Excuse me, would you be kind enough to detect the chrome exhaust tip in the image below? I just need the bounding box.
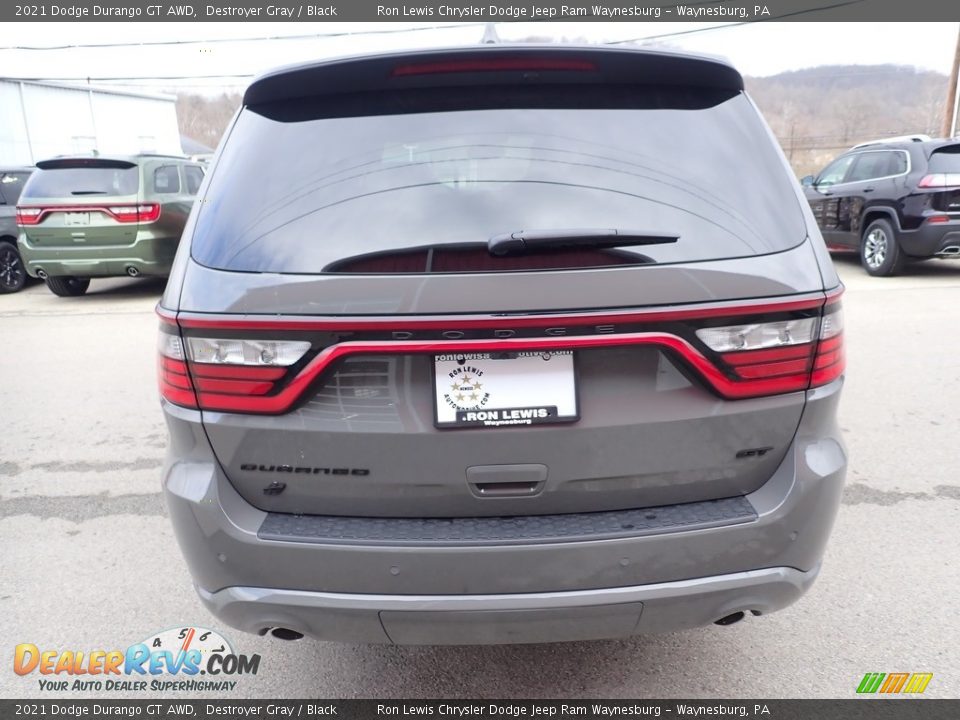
[36,269,48,280]
[714,611,746,626]
[268,627,304,641]
[936,246,960,257]
[126,266,141,277]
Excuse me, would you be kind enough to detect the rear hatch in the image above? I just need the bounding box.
[161,47,840,518]
[920,143,960,214]
[17,158,144,246]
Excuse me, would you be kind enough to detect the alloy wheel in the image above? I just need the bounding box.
[0,245,25,292]
[863,228,888,270]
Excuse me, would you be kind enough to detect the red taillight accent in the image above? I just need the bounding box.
[137,203,161,223]
[189,365,287,381]
[927,215,951,224]
[811,332,845,386]
[109,203,161,224]
[15,203,160,225]
[157,356,198,408]
[109,206,139,223]
[158,349,289,409]
[157,311,292,410]
[193,377,275,395]
[392,58,598,77]
[721,344,812,367]
[733,358,812,380]
[717,343,815,392]
[16,207,43,226]
[159,291,846,415]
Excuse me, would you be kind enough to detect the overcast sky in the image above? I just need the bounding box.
[1,22,957,93]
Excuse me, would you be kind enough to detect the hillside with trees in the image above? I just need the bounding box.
[746,64,948,175]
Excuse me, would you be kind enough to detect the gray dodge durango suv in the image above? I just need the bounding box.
[158,45,847,645]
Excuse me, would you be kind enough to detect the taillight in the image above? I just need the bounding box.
[811,304,845,387]
[918,173,960,188]
[157,317,311,412]
[15,207,42,226]
[109,204,161,224]
[157,329,197,409]
[157,292,845,415]
[15,203,160,225]
[698,301,844,396]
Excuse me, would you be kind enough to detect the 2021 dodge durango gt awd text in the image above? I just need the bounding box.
[157,46,848,645]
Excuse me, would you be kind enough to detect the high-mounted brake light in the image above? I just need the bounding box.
[16,203,160,225]
[391,58,597,77]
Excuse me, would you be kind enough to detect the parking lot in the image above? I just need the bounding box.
[2,255,959,699]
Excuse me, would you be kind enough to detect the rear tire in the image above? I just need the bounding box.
[45,276,90,297]
[860,218,905,277]
[0,241,26,294]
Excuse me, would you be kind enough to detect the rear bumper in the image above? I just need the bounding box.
[199,565,818,645]
[162,380,846,644]
[899,222,960,258]
[18,234,179,278]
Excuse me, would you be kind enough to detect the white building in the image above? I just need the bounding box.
[0,79,182,165]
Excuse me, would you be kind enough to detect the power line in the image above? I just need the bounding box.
[7,64,934,86]
[0,23,484,52]
[6,74,257,82]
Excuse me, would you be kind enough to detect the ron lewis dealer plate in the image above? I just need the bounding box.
[433,351,579,429]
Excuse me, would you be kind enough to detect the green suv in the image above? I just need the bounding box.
[17,155,204,296]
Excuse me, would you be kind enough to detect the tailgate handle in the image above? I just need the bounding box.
[467,464,547,498]
[474,481,541,497]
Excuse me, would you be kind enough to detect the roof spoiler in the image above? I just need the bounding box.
[243,45,744,107]
[36,158,136,170]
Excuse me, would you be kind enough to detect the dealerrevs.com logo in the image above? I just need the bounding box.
[13,626,261,692]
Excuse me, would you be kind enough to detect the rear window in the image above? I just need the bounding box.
[154,166,181,194]
[192,86,806,274]
[22,166,139,200]
[928,145,960,173]
[185,165,204,195]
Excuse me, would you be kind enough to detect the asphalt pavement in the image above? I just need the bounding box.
[1,256,958,699]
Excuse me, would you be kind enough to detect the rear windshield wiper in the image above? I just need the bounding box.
[487,228,679,256]
[71,190,108,195]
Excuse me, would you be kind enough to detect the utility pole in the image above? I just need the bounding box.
[480,23,500,44]
[942,23,960,138]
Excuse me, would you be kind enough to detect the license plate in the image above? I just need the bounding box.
[64,212,90,226]
[433,351,578,428]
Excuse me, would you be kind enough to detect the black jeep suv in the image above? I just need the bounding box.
[0,167,33,293]
[802,138,960,276]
